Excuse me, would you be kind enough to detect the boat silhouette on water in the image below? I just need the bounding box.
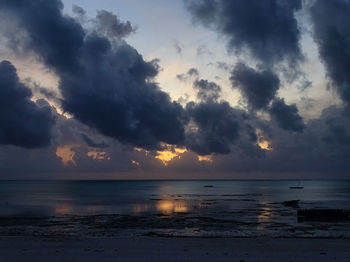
[289,181,304,189]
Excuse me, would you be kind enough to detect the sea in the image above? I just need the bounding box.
[0,180,349,238]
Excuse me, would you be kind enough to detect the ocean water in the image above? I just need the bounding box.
[0,180,349,237]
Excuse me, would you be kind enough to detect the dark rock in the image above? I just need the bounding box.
[298,209,350,222]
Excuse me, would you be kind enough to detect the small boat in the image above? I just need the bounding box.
[289,181,304,189]
[203,185,213,188]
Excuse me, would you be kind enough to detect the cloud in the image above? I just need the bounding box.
[96,10,135,39]
[215,61,231,71]
[1,0,188,149]
[193,79,221,102]
[72,5,86,16]
[267,105,350,174]
[1,0,350,179]
[204,105,350,178]
[173,39,183,54]
[60,39,188,148]
[0,114,137,179]
[26,79,61,105]
[230,62,280,110]
[0,96,349,179]
[196,44,213,56]
[269,98,305,132]
[0,0,85,73]
[187,68,199,77]
[176,67,199,81]
[207,61,231,71]
[183,76,259,155]
[324,122,350,145]
[185,101,242,155]
[0,60,55,148]
[186,0,303,66]
[310,0,350,107]
[80,133,109,148]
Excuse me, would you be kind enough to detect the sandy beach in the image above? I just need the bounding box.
[0,236,349,262]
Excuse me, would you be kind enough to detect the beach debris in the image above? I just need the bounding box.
[282,200,300,208]
[298,209,350,222]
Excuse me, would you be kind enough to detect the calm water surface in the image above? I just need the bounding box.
[0,180,349,237]
[0,180,349,216]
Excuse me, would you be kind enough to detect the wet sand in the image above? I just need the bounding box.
[0,236,349,262]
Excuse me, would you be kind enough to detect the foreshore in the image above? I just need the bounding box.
[0,236,349,262]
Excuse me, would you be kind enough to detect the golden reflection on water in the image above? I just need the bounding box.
[151,184,192,215]
[133,204,149,214]
[54,204,73,215]
[156,200,188,214]
[257,202,272,231]
[54,204,106,215]
[86,205,105,213]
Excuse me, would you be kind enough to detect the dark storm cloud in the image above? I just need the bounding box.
[185,101,241,155]
[269,98,305,132]
[203,105,350,178]
[265,105,350,174]
[185,77,259,155]
[316,106,350,146]
[230,63,280,110]
[186,0,303,66]
[96,10,135,39]
[0,60,55,148]
[323,123,350,145]
[60,38,188,148]
[0,115,138,179]
[186,0,218,25]
[80,133,109,148]
[193,79,221,102]
[0,0,85,73]
[310,0,350,106]
[176,67,199,81]
[3,0,350,179]
[1,0,188,149]
[2,104,350,179]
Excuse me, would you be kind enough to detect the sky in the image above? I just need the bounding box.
[0,0,349,179]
